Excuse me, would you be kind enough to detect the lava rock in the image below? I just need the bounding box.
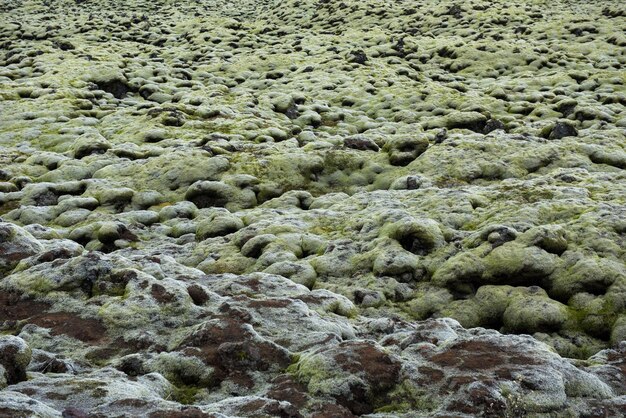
[0,336,32,387]
[549,122,578,139]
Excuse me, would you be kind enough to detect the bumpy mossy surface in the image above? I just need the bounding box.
[1,0,625,416]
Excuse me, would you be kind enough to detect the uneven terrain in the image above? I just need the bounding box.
[0,0,625,416]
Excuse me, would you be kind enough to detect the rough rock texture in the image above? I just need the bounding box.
[0,336,32,388]
[0,0,625,416]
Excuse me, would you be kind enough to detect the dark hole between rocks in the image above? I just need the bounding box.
[71,235,91,247]
[117,356,145,377]
[201,225,239,240]
[449,282,476,300]
[399,235,432,256]
[95,79,132,99]
[188,193,228,209]
[187,284,209,305]
[448,118,487,133]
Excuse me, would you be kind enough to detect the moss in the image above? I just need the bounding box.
[0,200,20,216]
[375,403,412,413]
[171,384,200,405]
[499,386,527,418]
[567,297,618,339]
[27,276,55,295]
[285,353,301,375]
[96,300,152,331]
[286,352,336,394]
[91,388,108,399]
[91,284,127,298]
[382,380,438,413]
[151,202,173,210]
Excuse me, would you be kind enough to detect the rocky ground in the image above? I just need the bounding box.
[1,0,625,416]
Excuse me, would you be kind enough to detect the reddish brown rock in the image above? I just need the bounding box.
[177,316,292,386]
[294,340,401,415]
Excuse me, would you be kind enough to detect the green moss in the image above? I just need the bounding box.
[375,402,412,413]
[0,200,20,216]
[27,276,55,295]
[567,298,618,332]
[285,353,301,375]
[121,287,132,300]
[288,353,325,381]
[91,388,108,398]
[172,384,200,405]
[382,381,438,413]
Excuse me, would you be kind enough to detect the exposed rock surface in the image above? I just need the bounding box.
[0,0,625,416]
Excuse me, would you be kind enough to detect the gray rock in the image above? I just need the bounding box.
[0,336,32,388]
[0,223,43,277]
